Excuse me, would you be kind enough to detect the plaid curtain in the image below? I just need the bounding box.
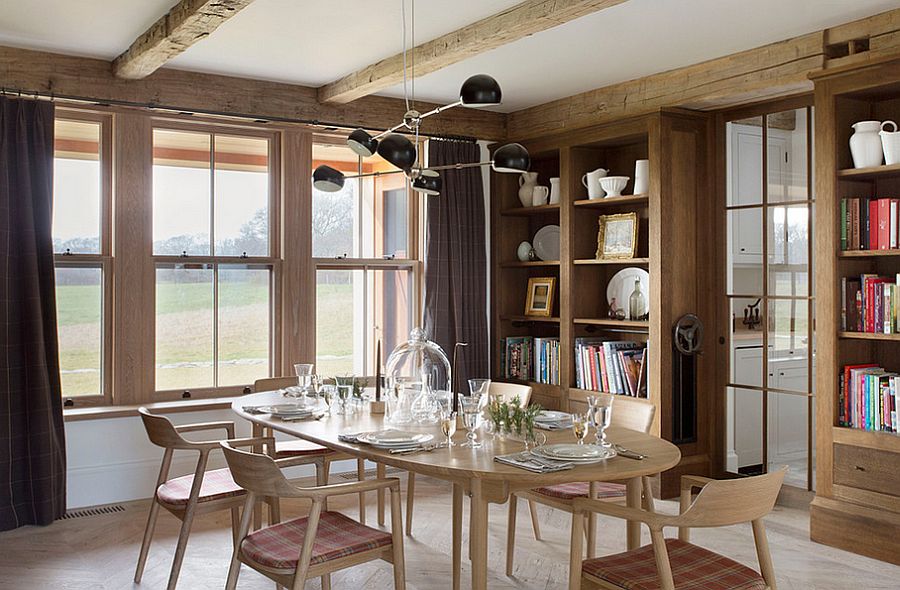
[0,97,66,530]
[424,140,489,397]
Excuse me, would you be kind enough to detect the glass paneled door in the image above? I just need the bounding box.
[724,106,815,490]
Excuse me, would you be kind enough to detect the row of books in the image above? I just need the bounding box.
[840,197,900,251]
[574,338,648,397]
[500,336,560,385]
[839,364,899,433]
[840,274,900,333]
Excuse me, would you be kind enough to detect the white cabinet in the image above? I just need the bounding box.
[729,346,763,470]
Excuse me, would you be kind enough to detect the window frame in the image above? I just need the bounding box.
[54,109,113,408]
[150,120,282,400]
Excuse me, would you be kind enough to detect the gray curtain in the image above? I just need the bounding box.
[424,140,488,397]
[0,97,66,530]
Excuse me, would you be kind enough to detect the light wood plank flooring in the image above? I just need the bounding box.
[0,473,897,589]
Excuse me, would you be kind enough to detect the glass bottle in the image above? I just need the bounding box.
[628,278,647,321]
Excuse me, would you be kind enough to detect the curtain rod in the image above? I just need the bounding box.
[0,85,478,143]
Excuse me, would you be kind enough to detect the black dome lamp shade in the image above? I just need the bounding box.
[492,143,530,173]
[460,74,502,107]
[412,172,442,195]
[347,128,378,157]
[312,165,345,192]
[377,133,418,170]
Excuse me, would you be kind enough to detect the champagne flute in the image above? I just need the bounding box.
[441,410,458,447]
[572,413,589,445]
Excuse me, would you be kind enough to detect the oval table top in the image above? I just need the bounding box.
[233,391,681,491]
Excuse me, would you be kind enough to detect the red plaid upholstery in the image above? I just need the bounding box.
[241,511,392,570]
[156,468,245,506]
[274,439,334,458]
[582,538,767,590]
[534,481,626,501]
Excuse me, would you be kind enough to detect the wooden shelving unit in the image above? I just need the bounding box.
[811,57,900,567]
[499,260,560,268]
[489,112,715,496]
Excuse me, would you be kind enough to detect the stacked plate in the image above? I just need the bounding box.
[256,403,315,418]
[357,430,434,450]
[534,410,572,430]
[533,443,616,463]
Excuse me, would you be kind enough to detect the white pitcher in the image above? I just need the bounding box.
[518,172,539,207]
[581,168,608,199]
[633,160,650,195]
[850,121,884,169]
[880,120,900,166]
[548,177,561,204]
[532,186,550,207]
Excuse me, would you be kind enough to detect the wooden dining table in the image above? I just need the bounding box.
[233,391,681,590]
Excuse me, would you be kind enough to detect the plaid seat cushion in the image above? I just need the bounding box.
[156,468,245,506]
[275,439,335,458]
[534,481,626,501]
[582,538,767,590]
[241,511,392,570]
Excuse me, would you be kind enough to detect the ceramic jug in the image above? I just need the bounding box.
[518,172,539,207]
[850,120,884,169]
[532,185,550,207]
[633,160,650,195]
[549,177,561,204]
[581,168,608,199]
[881,120,900,166]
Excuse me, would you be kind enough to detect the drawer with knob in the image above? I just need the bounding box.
[833,443,900,497]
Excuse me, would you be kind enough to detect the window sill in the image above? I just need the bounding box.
[63,395,241,422]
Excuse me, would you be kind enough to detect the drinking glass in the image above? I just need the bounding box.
[458,394,484,449]
[441,410,458,447]
[591,396,614,447]
[571,413,589,445]
[468,378,491,396]
[321,384,335,415]
[293,363,314,402]
[336,384,352,415]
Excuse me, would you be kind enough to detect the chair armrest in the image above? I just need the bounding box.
[274,455,326,469]
[291,477,400,500]
[224,436,276,449]
[176,420,236,438]
[571,496,678,531]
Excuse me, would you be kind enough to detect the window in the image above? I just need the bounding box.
[52,114,111,403]
[152,126,277,394]
[312,140,420,376]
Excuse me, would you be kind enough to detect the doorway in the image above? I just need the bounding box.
[721,102,815,490]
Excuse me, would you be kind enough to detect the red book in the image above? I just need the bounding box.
[870,199,880,250]
[597,347,610,392]
[878,199,891,250]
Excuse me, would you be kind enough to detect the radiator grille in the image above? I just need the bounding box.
[62,504,126,520]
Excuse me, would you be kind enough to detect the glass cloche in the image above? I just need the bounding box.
[385,327,451,424]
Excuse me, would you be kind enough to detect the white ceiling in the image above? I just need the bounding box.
[0,0,897,113]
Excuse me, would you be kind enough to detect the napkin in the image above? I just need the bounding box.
[494,452,573,473]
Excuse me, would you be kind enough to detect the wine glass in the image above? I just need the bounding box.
[441,409,458,447]
[458,394,484,449]
[321,384,335,415]
[294,363,314,403]
[571,413,589,445]
[591,396,614,448]
[336,384,352,415]
[468,378,490,397]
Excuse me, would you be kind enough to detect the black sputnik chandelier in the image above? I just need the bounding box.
[312,0,530,196]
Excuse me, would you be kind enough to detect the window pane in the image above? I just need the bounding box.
[316,269,363,376]
[726,117,763,207]
[53,119,101,254]
[156,266,214,390]
[218,266,271,386]
[766,108,809,204]
[215,135,270,256]
[312,143,358,258]
[55,266,102,396]
[767,204,809,297]
[153,129,211,255]
[767,392,810,489]
[367,268,413,361]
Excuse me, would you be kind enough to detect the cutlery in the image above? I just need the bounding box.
[281,413,324,422]
[390,443,447,455]
[613,444,646,460]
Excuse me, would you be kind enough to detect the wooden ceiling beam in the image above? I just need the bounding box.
[317,0,628,104]
[113,0,256,80]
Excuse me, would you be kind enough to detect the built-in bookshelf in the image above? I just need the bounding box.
[811,56,900,566]
[489,112,715,496]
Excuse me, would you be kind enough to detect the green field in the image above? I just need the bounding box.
[57,282,355,396]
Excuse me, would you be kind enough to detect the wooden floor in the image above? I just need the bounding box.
[1,473,898,589]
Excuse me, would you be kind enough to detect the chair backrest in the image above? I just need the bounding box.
[221,441,303,498]
[610,396,655,434]
[489,381,532,406]
[138,407,190,450]
[680,468,786,528]
[254,376,298,392]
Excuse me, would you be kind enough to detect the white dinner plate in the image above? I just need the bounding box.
[532,225,560,261]
[534,443,617,462]
[367,430,429,443]
[257,403,313,416]
[535,410,571,423]
[357,432,434,447]
[606,267,650,319]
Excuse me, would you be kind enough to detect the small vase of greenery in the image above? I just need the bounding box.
[486,395,542,446]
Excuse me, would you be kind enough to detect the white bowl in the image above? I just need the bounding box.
[599,175,630,197]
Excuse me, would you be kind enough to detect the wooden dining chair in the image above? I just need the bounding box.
[252,376,372,523]
[567,468,786,590]
[404,381,533,537]
[506,396,656,576]
[221,438,406,590]
[134,408,249,590]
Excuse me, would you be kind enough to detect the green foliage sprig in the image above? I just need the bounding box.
[487,395,542,438]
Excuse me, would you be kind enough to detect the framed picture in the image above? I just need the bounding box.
[525,277,556,317]
[596,212,638,259]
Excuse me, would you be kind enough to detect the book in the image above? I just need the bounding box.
[575,338,647,398]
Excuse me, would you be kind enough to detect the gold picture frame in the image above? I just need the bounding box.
[525,277,556,317]
[596,212,638,259]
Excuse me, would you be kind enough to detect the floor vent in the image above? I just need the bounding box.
[337,466,403,480]
[62,504,126,520]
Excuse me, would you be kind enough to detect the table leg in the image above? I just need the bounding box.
[452,483,463,590]
[377,463,386,526]
[626,477,642,550]
[469,479,488,590]
[251,422,263,531]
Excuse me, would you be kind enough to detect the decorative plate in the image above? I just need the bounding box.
[606,267,650,319]
[532,225,560,261]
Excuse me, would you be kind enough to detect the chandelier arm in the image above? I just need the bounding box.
[424,161,491,172]
[341,169,409,181]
